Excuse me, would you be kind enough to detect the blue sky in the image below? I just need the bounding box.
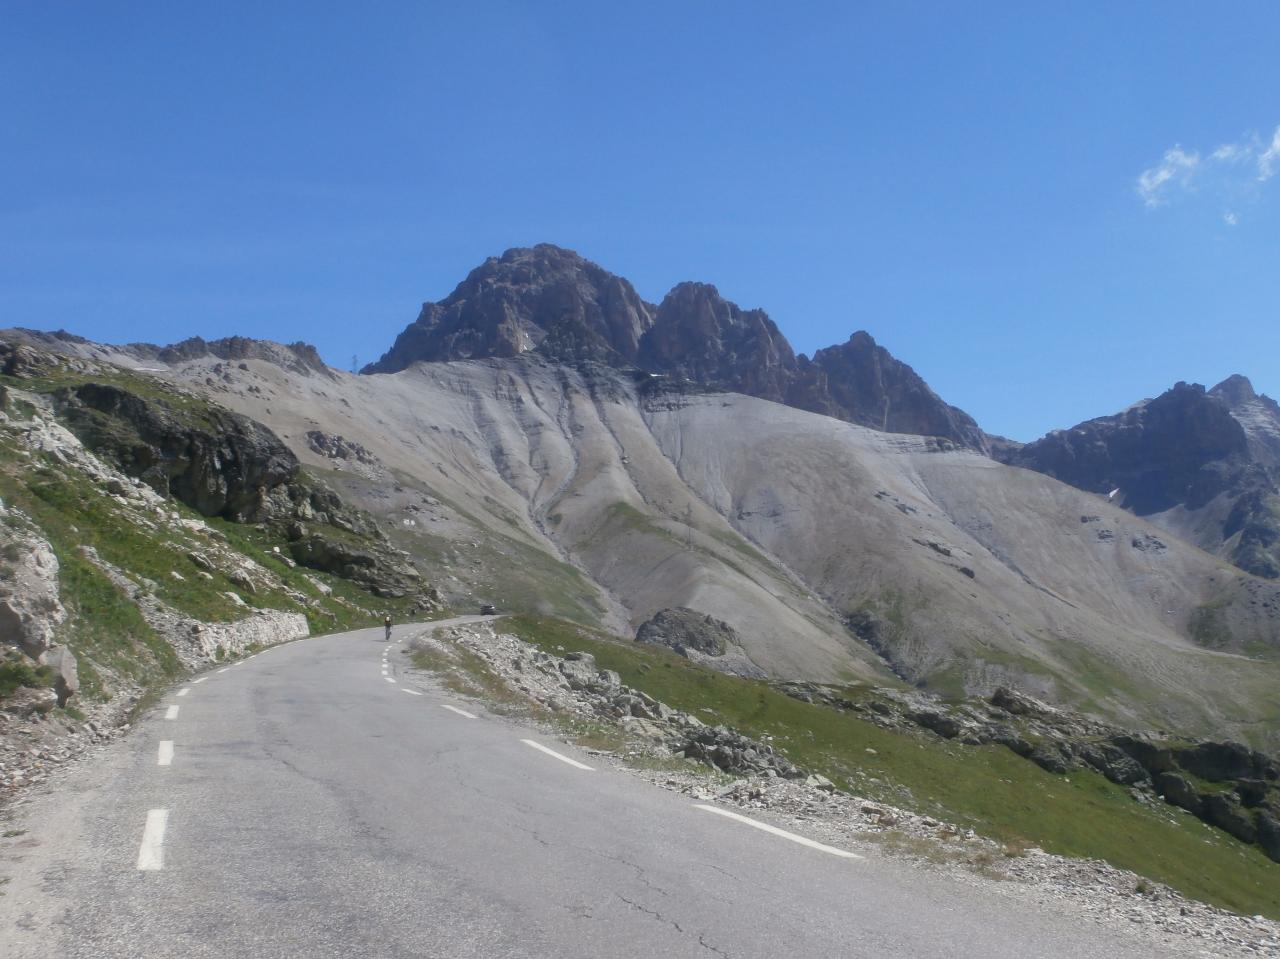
[3,2,1278,440]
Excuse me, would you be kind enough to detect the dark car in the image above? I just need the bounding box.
[479,603,497,615]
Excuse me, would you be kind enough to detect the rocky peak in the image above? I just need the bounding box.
[364,244,987,450]
[1211,374,1259,409]
[1211,374,1280,468]
[152,336,331,377]
[1004,382,1250,515]
[362,244,654,372]
[637,282,797,401]
[786,332,988,452]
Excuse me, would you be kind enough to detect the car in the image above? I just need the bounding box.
[479,603,497,615]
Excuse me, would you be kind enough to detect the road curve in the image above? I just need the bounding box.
[1,620,1186,958]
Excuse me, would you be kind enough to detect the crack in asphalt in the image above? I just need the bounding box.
[616,894,684,933]
[613,895,733,956]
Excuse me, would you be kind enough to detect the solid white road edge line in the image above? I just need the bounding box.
[400,688,424,696]
[157,741,174,767]
[520,739,593,771]
[137,809,169,871]
[441,704,476,718]
[164,705,179,720]
[692,804,862,859]
[177,688,189,697]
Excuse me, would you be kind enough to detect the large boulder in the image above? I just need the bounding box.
[0,526,66,658]
[636,607,737,657]
[1201,793,1258,844]
[1179,741,1270,783]
[38,645,79,707]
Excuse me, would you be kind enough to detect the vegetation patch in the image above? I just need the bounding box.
[503,614,1280,920]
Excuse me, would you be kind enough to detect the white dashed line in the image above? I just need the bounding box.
[384,677,397,684]
[136,809,169,871]
[192,677,208,685]
[692,804,862,859]
[520,739,593,770]
[441,704,476,718]
[164,705,179,720]
[157,741,174,767]
[177,688,190,697]
[217,667,231,674]
[400,688,424,697]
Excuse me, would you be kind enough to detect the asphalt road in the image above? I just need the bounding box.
[1,620,1187,958]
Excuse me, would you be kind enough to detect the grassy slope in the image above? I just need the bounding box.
[504,614,1280,920]
[0,434,426,702]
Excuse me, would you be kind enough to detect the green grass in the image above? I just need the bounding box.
[0,366,221,430]
[503,614,1280,920]
[18,468,244,623]
[0,660,54,697]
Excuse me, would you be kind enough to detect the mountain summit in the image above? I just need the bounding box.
[1003,376,1280,578]
[365,244,986,450]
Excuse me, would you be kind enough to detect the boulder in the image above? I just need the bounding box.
[907,708,963,739]
[635,607,737,657]
[1201,793,1258,844]
[1111,735,1178,775]
[1256,811,1280,863]
[0,527,67,658]
[1081,743,1150,786]
[989,686,1051,717]
[38,645,78,706]
[1156,772,1203,815]
[1179,741,1267,783]
[1028,744,1071,775]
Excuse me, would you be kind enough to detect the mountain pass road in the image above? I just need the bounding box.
[0,620,1195,958]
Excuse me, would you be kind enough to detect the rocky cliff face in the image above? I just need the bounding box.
[1004,378,1280,579]
[364,244,987,449]
[787,333,988,452]
[52,382,300,522]
[638,282,797,402]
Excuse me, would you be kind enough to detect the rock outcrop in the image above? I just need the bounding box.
[777,681,1280,863]
[0,523,66,659]
[635,607,736,657]
[51,382,299,522]
[363,244,987,450]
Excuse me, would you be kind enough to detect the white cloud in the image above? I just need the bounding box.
[1258,127,1280,182]
[1138,124,1280,213]
[1136,147,1199,208]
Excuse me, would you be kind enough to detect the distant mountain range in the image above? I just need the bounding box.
[364,244,988,452]
[365,243,1280,581]
[7,243,1280,748]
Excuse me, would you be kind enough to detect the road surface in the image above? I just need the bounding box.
[1,620,1189,958]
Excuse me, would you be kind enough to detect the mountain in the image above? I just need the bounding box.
[364,244,986,450]
[13,328,1275,747]
[787,333,988,452]
[1003,377,1280,579]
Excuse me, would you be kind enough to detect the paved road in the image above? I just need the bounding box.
[1,620,1187,958]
